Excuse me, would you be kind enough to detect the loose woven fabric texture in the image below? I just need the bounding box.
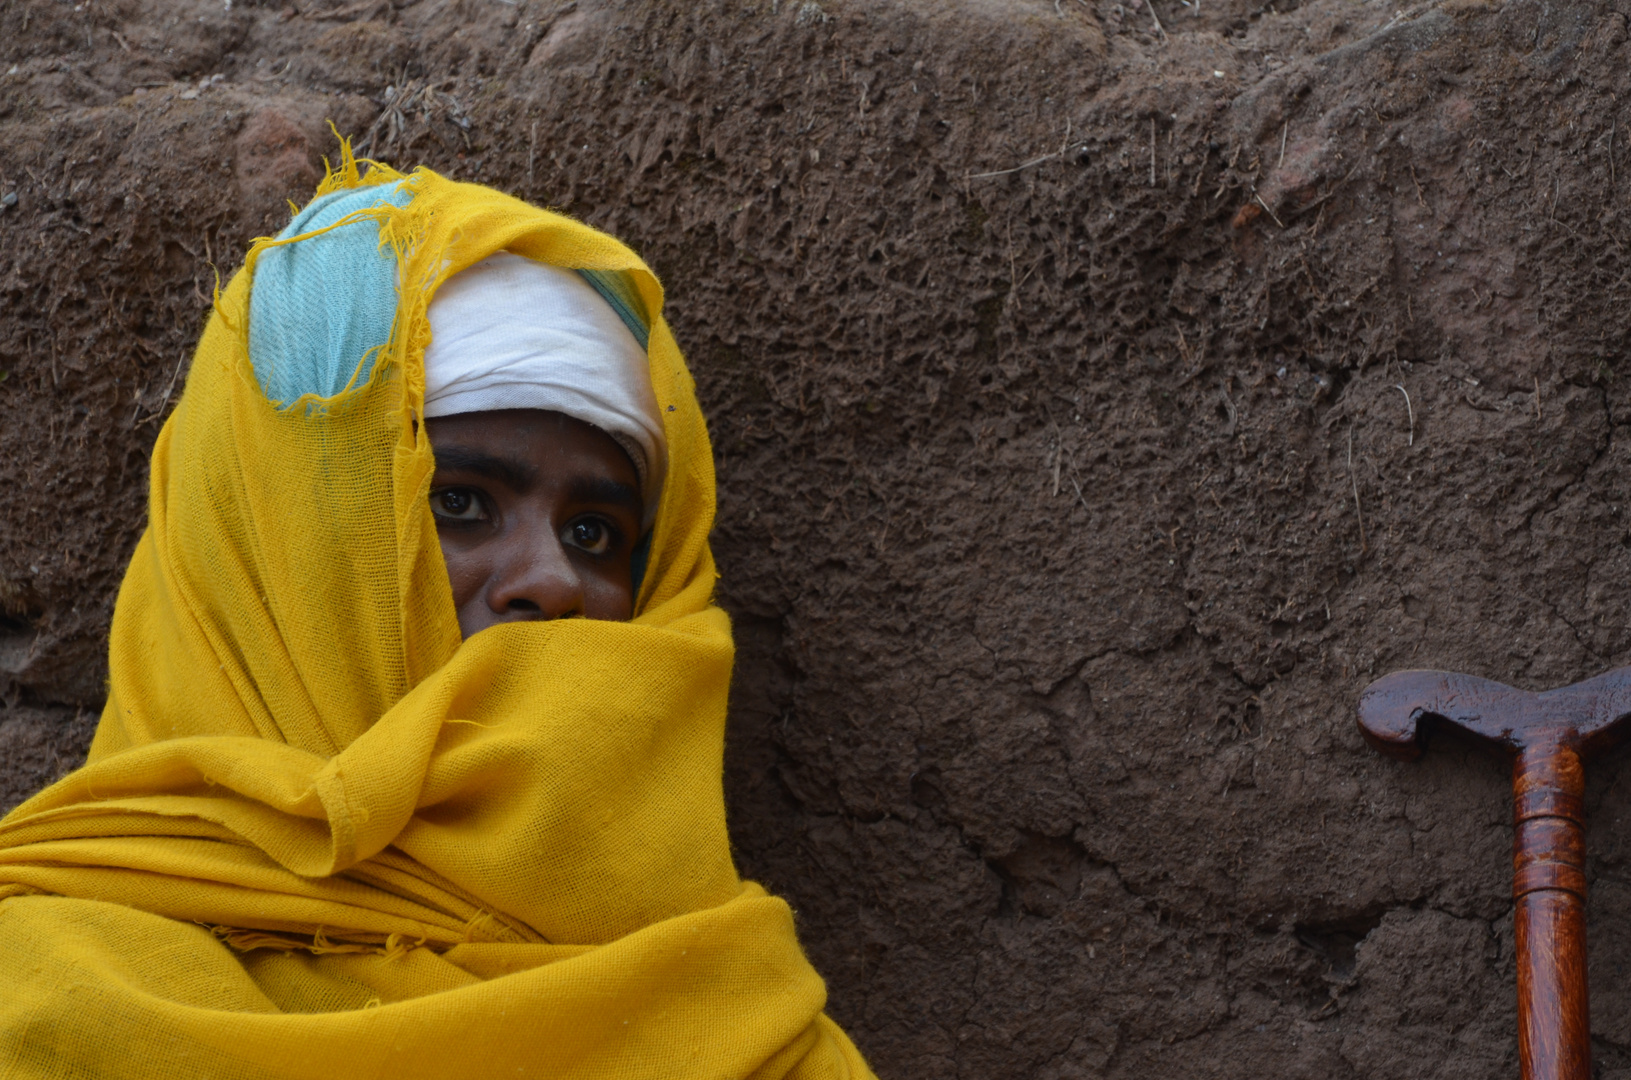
[0,151,874,1079]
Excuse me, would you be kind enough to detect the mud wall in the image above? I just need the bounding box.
[6,0,1631,1075]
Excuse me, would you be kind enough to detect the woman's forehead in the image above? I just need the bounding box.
[425,409,642,490]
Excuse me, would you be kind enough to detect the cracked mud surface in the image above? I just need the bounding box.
[7,0,1631,1074]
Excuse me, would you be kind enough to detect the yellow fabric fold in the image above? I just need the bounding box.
[0,152,873,1079]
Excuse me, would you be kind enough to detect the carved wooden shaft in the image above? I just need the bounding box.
[1357,667,1631,1080]
[1513,739,1590,1080]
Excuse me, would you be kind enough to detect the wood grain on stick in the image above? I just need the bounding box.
[1358,667,1631,1080]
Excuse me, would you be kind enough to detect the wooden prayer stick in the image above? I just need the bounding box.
[1358,667,1631,1080]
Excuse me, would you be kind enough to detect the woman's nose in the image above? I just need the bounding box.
[483,530,585,622]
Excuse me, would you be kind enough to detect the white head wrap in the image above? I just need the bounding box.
[422,252,666,527]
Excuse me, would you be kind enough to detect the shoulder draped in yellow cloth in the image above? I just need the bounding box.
[0,151,874,1079]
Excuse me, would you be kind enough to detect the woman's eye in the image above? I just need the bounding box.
[563,518,613,556]
[430,488,486,522]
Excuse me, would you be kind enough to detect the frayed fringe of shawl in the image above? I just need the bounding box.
[210,924,429,959]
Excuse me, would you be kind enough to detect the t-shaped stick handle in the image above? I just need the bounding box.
[1359,667,1631,1080]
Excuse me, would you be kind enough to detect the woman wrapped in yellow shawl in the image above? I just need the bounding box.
[0,150,874,1079]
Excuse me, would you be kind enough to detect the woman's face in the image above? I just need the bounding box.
[424,409,643,637]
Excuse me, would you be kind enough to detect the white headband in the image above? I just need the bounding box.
[422,252,666,527]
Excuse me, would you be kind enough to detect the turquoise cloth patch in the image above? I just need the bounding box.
[247,182,652,407]
[248,183,414,406]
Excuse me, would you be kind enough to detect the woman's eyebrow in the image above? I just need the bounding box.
[431,446,538,492]
[570,476,642,517]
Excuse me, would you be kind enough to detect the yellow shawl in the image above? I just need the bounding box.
[0,154,873,1079]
